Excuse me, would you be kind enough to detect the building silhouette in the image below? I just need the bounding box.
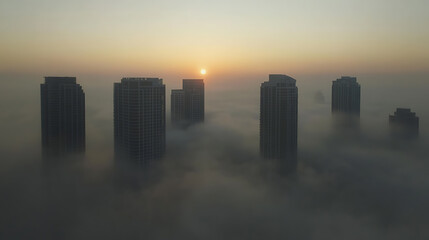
[171,89,185,126]
[389,108,419,139]
[260,74,298,173]
[114,78,166,166]
[40,77,85,157]
[171,79,204,127]
[332,76,360,116]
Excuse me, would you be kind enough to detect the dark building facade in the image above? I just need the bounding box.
[114,78,166,166]
[332,76,361,116]
[40,77,85,157]
[389,108,419,139]
[171,79,204,127]
[171,89,185,126]
[260,74,298,172]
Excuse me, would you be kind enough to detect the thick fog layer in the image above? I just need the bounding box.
[0,73,428,239]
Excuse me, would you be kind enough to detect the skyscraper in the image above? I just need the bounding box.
[260,74,298,173]
[171,79,204,127]
[114,78,166,166]
[171,89,185,127]
[40,77,85,157]
[331,76,361,116]
[389,108,419,139]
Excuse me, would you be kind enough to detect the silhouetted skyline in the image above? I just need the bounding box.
[1,1,429,239]
[1,71,427,240]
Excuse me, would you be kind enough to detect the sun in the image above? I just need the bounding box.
[200,69,206,75]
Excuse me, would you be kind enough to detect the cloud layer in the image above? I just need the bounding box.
[0,75,428,240]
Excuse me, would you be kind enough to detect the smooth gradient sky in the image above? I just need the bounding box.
[1,0,428,76]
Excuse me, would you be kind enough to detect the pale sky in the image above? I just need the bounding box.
[1,0,428,76]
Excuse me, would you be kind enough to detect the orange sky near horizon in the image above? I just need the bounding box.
[1,0,428,77]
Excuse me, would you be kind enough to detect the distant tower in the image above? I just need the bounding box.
[389,108,419,139]
[114,78,166,166]
[40,77,85,157]
[171,79,204,127]
[332,76,361,116]
[171,90,185,127]
[260,74,298,173]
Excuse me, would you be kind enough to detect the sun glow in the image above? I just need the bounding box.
[200,69,206,75]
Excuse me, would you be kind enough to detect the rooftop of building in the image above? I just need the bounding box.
[261,74,296,87]
[120,77,163,86]
[183,79,204,82]
[183,79,204,86]
[392,108,418,118]
[334,76,359,84]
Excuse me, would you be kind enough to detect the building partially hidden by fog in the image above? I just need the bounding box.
[171,89,185,126]
[41,77,85,157]
[389,108,419,139]
[114,78,166,166]
[332,76,361,116]
[171,79,204,127]
[260,74,298,173]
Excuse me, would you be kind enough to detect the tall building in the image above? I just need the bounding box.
[331,76,361,116]
[40,77,85,157]
[171,89,185,126]
[114,78,166,166]
[389,108,419,139]
[171,79,204,127]
[260,74,298,173]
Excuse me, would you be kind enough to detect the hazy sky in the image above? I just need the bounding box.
[1,0,429,76]
[1,2,429,238]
